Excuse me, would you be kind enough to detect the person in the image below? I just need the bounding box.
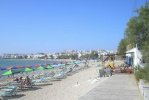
[18,76,23,82]
[106,67,110,77]
[69,68,73,72]
[85,60,89,67]
[20,77,25,89]
[99,67,103,78]
[31,75,35,79]
[110,67,112,76]
[19,76,23,80]
[104,67,108,77]
[25,76,31,87]
[13,77,19,82]
[98,66,105,78]
[108,65,113,76]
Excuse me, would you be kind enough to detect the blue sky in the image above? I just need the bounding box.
[0,0,147,53]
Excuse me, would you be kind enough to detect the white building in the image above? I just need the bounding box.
[126,47,143,68]
[33,53,46,59]
[78,52,82,58]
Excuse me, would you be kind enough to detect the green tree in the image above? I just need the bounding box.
[90,51,98,59]
[126,3,149,49]
[117,38,127,55]
[69,54,78,60]
[118,2,149,81]
[80,54,90,59]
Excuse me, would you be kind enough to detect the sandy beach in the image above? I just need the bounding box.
[2,60,109,100]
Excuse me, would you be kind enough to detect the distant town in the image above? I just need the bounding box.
[0,50,116,60]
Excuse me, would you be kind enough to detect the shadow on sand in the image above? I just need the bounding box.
[34,83,53,87]
[50,79,62,81]
[1,94,25,100]
[17,86,42,92]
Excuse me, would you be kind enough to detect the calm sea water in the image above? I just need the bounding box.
[0,59,61,68]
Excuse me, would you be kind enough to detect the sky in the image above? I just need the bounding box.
[0,0,147,54]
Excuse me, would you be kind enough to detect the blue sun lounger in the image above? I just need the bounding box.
[52,71,67,79]
[0,86,17,97]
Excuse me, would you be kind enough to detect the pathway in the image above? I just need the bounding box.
[79,74,142,100]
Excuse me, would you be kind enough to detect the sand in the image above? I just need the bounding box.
[3,60,109,100]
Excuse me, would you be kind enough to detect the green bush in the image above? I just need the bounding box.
[135,68,145,81]
[135,64,149,81]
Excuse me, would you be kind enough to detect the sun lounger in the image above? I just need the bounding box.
[0,86,17,97]
[32,77,49,83]
[52,72,67,79]
[32,77,52,86]
[34,77,49,82]
[7,81,21,87]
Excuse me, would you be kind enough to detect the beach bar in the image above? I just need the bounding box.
[126,47,143,68]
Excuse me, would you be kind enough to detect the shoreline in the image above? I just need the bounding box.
[0,59,74,72]
[0,58,75,61]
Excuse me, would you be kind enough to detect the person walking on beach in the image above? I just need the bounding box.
[107,66,112,77]
[104,67,107,77]
[20,77,25,89]
[98,67,105,78]
[23,76,31,88]
[99,67,103,78]
[110,68,112,76]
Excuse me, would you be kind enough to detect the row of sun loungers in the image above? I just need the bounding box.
[0,62,89,98]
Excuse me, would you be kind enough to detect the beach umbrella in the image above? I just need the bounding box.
[57,64,63,67]
[30,65,36,70]
[12,69,23,74]
[2,70,12,76]
[67,62,74,65]
[24,67,33,72]
[45,65,54,69]
[7,67,12,70]
[17,66,24,69]
[0,67,7,71]
[11,66,18,69]
[37,66,45,70]
[35,64,40,67]
[2,68,26,76]
[52,64,59,68]
[2,70,21,76]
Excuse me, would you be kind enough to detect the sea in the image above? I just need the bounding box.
[0,59,62,75]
